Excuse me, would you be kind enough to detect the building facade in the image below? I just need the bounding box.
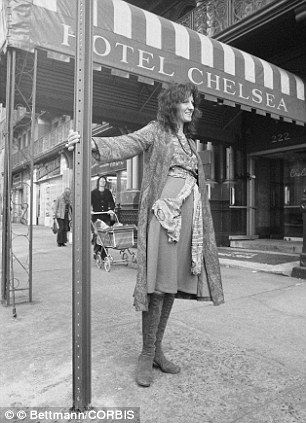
[4,0,199,229]
[10,112,72,226]
[3,0,306,246]
[177,0,306,242]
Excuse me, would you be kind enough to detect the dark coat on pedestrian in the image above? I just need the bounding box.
[91,187,115,225]
[93,121,224,311]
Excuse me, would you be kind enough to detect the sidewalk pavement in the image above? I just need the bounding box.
[0,224,306,423]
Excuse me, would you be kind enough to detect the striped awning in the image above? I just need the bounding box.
[3,0,306,124]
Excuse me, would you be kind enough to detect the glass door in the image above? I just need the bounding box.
[283,150,306,238]
[255,156,283,238]
[269,159,284,239]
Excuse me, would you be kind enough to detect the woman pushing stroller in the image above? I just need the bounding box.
[91,176,115,260]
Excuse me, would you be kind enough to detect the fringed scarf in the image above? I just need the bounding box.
[152,170,203,275]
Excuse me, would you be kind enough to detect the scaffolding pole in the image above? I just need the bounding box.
[72,0,93,411]
[28,49,37,303]
[1,49,16,306]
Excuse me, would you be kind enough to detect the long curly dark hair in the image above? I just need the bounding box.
[96,176,107,189]
[157,82,201,137]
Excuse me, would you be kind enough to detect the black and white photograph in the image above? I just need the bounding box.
[0,0,306,422]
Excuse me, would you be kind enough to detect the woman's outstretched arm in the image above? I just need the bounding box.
[92,122,155,163]
[67,121,156,163]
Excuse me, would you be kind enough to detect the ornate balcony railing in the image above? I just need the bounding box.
[178,0,275,37]
[12,120,71,169]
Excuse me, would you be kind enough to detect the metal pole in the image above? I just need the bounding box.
[28,49,37,303]
[72,0,93,411]
[1,51,10,303]
[1,48,15,306]
[292,190,306,278]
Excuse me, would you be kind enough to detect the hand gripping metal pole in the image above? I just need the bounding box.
[72,0,93,411]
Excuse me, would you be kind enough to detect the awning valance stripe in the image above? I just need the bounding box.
[104,0,305,113]
[172,22,190,60]
[199,34,214,68]
[2,0,306,123]
[109,0,304,100]
[221,43,236,76]
[241,51,256,83]
[143,10,162,50]
[280,69,290,95]
[296,76,305,100]
[259,59,274,90]
[113,0,131,38]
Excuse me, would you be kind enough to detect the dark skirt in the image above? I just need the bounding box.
[57,218,69,245]
[146,176,207,295]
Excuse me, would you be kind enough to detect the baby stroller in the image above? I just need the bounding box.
[91,212,137,271]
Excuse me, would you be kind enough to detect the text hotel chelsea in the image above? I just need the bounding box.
[62,25,288,113]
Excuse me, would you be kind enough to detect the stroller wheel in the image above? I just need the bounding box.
[121,252,128,261]
[104,256,111,272]
[95,252,103,269]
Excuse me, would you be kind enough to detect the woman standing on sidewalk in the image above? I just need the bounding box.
[53,187,72,247]
[91,176,115,226]
[91,175,115,260]
[67,82,224,387]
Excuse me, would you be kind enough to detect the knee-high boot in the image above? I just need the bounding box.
[153,294,180,374]
[136,293,164,387]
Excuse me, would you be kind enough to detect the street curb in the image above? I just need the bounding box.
[125,254,301,277]
[219,258,300,277]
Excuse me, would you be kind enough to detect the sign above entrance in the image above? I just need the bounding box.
[2,0,306,124]
[36,156,61,180]
[91,159,127,176]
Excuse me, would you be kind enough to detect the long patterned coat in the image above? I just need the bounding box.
[53,194,71,220]
[93,121,224,311]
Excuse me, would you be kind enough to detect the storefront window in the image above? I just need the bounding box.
[284,157,306,206]
[107,176,118,202]
[116,170,127,205]
[229,148,247,235]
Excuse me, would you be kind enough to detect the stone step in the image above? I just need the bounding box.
[230,239,302,254]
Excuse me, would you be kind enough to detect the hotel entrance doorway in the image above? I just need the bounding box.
[254,149,306,240]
